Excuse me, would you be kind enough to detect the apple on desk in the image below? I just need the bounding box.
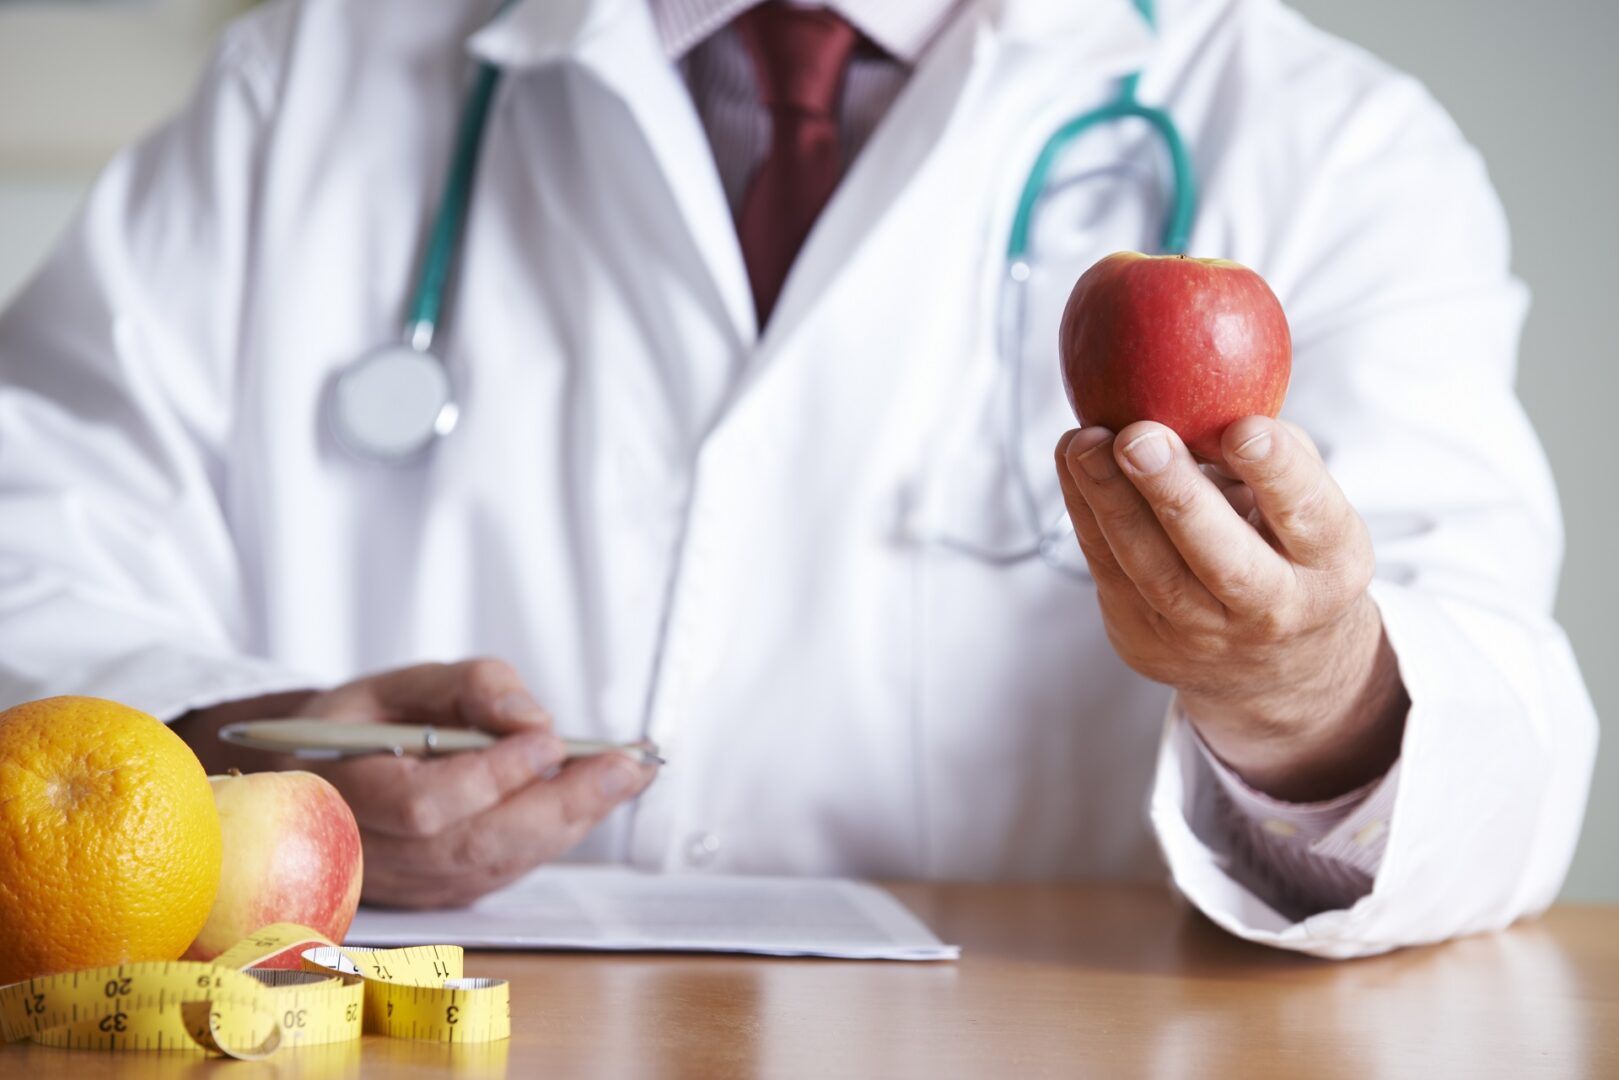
[184,769,364,965]
[1059,251,1291,460]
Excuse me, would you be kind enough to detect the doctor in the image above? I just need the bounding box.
[0,0,1598,958]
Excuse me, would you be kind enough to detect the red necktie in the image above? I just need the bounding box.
[733,3,861,326]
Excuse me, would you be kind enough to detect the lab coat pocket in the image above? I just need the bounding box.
[913,411,1092,583]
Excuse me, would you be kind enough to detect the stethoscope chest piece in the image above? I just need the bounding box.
[329,343,458,463]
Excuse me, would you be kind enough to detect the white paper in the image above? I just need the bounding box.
[345,865,959,961]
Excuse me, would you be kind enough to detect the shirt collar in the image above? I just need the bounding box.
[651,1,962,63]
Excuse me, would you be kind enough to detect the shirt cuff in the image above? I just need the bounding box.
[1187,714,1401,912]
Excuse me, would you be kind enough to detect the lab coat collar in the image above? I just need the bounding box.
[467,0,632,68]
[468,0,1154,68]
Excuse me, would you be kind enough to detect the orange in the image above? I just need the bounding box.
[0,696,223,985]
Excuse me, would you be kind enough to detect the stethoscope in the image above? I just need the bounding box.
[327,0,1199,576]
[928,0,1197,579]
[326,48,503,461]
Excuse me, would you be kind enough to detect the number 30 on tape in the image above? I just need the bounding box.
[0,923,509,1059]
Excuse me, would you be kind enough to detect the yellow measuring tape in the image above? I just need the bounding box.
[0,923,509,1059]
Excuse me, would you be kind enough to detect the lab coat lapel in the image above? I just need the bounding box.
[471,0,759,344]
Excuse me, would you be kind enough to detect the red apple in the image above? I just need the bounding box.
[184,770,363,964]
[1059,251,1291,461]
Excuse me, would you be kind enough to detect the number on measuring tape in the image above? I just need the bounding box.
[0,923,509,1060]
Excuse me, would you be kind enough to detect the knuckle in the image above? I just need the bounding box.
[559,781,604,831]
[398,793,444,839]
[1308,515,1374,584]
[1151,478,1201,527]
[458,824,515,877]
[1251,607,1290,639]
[462,657,517,697]
[482,748,535,793]
[1316,539,1374,600]
[1085,489,1137,529]
[402,660,451,686]
[1276,472,1330,528]
[1136,566,1197,616]
[1245,593,1303,639]
[1213,563,1268,609]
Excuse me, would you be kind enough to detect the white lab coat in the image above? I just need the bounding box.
[0,0,1597,958]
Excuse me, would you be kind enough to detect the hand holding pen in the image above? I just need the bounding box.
[172,659,661,908]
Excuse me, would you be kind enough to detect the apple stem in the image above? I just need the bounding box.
[227,768,243,778]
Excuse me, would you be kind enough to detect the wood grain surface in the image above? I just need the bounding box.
[3,882,1613,1078]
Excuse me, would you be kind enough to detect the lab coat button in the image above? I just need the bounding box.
[685,831,721,866]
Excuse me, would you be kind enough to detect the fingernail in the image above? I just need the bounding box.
[1234,429,1273,461]
[495,693,547,727]
[1073,439,1118,481]
[1121,432,1171,475]
[598,760,645,801]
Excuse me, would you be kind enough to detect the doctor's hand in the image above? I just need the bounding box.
[173,659,658,908]
[1054,417,1408,803]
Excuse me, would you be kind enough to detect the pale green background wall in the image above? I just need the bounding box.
[1,0,1613,897]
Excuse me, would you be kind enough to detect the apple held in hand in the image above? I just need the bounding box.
[1059,251,1291,460]
[184,770,363,964]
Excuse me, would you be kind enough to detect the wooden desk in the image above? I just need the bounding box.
[4,883,1615,1078]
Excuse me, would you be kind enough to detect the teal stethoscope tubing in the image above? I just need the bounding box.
[326,4,512,463]
[1006,2,1195,264]
[933,0,1199,577]
[403,59,504,353]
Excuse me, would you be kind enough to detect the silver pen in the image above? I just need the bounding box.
[218,718,665,766]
